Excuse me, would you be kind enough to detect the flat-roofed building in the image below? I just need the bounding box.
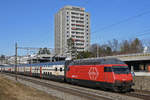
[55,5,90,56]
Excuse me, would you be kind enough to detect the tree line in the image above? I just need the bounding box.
[77,38,144,59]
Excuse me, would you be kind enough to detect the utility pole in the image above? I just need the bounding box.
[97,44,99,58]
[15,43,18,81]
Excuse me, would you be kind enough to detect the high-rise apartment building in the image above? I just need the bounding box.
[55,6,90,56]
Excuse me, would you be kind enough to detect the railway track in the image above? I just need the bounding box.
[124,90,150,100]
[2,72,149,100]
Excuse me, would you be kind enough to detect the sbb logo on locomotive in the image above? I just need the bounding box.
[88,67,99,80]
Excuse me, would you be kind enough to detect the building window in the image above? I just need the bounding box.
[76,28,84,31]
[72,35,75,37]
[71,12,78,15]
[76,24,84,27]
[71,24,75,26]
[76,32,84,34]
[71,20,75,22]
[80,17,84,19]
[76,20,84,23]
[71,16,75,18]
[55,68,57,71]
[80,13,84,16]
[81,32,84,34]
[72,31,75,34]
[76,43,84,46]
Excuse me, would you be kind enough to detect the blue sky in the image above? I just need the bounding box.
[0,0,150,55]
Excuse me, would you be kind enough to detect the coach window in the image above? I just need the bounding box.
[55,67,57,71]
[60,68,62,72]
[104,67,112,72]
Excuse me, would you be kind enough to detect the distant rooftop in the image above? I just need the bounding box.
[60,5,85,11]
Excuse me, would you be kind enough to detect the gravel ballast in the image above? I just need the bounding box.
[133,76,150,91]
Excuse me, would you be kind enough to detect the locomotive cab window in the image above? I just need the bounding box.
[112,66,130,74]
[104,67,112,72]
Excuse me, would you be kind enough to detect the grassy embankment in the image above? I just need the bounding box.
[0,74,58,100]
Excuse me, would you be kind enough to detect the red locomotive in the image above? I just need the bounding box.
[66,58,134,92]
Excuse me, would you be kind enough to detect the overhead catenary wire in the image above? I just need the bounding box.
[90,10,150,46]
[90,28,150,48]
[92,10,150,34]
[121,28,150,40]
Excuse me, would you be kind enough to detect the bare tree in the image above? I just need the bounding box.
[108,39,119,51]
[108,39,119,55]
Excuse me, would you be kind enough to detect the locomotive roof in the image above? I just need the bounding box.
[70,58,125,65]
